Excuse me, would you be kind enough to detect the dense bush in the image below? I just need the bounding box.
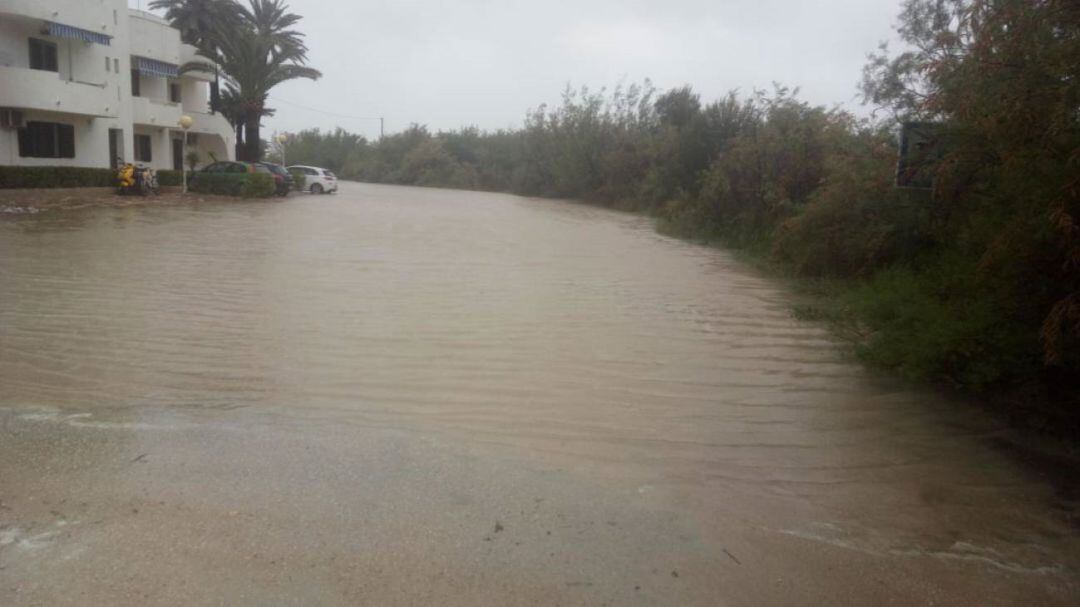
[0,166,114,188]
[773,131,933,277]
[288,169,307,191]
[190,172,275,198]
[277,128,364,174]
[1,166,189,189]
[157,170,183,187]
[239,172,276,198]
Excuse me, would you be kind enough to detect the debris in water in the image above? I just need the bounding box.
[724,548,742,565]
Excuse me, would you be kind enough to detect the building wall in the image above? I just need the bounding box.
[0,2,234,172]
[0,110,111,168]
[180,78,210,114]
[0,17,115,86]
[133,124,174,169]
[0,0,126,39]
[128,11,181,65]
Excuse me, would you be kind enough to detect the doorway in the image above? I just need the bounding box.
[172,138,183,171]
[108,129,124,168]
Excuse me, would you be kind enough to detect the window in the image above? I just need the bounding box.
[105,57,111,72]
[18,122,75,158]
[114,58,119,73]
[29,38,58,72]
[170,83,182,103]
[135,134,152,162]
[131,70,140,97]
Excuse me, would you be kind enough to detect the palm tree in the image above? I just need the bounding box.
[184,0,320,161]
[147,0,241,50]
[214,85,247,159]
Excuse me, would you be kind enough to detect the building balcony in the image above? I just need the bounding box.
[0,66,116,118]
[187,110,233,137]
[179,45,217,82]
[129,10,182,66]
[132,96,183,128]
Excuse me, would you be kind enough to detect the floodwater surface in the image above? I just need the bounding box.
[1,183,1077,605]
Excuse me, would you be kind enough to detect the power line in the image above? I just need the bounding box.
[268,96,382,122]
[268,96,384,139]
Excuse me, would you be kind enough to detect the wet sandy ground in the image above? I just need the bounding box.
[1,182,1078,605]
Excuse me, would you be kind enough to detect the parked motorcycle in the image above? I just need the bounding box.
[116,163,159,196]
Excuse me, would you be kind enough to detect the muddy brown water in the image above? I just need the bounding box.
[1,182,1077,605]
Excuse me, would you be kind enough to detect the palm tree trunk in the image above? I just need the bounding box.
[243,110,262,162]
[235,121,245,161]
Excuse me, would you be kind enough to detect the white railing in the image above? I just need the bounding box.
[0,65,116,117]
[132,95,182,126]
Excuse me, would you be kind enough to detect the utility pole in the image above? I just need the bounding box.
[380,117,384,141]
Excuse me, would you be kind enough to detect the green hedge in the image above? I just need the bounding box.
[240,172,276,198]
[157,170,183,187]
[1,166,188,189]
[190,172,276,198]
[289,169,307,191]
[0,166,114,189]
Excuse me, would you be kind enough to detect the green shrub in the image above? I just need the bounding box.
[157,170,183,187]
[189,172,275,198]
[190,172,245,196]
[846,264,1037,390]
[239,173,275,198]
[0,166,192,189]
[0,166,114,188]
[773,135,933,278]
[289,169,307,191]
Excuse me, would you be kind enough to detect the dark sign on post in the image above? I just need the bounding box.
[896,122,942,189]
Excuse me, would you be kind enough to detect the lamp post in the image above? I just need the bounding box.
[178,115,193,194]
[277,133,288,167]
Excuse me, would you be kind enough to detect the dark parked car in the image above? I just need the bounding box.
[201,161,255,174]
[255,163,294,197]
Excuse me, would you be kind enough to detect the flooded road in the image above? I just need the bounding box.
[1,182,1077,605]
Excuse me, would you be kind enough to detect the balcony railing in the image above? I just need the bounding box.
[0,66,116,117]
[187,110,234,139]
[132,96,183,127]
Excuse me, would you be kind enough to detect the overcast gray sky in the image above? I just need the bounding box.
[131,0,904,141]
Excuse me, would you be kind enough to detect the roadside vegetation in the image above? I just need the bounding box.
[284,0,1080,432]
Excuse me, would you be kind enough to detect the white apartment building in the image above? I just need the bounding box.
[0,0,235,171]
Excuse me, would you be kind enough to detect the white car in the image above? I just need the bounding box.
[288,165,338,194]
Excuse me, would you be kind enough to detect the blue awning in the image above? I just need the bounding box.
[134,56,180,79]
[45,21,112,46]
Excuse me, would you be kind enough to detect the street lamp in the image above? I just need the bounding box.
[178,115,194,194]
[277,133,288,167]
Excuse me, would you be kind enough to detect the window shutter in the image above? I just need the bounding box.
[45,43,58,72]
[58,124,75,158]
[28,39,40,69]
[17,126,31,157]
